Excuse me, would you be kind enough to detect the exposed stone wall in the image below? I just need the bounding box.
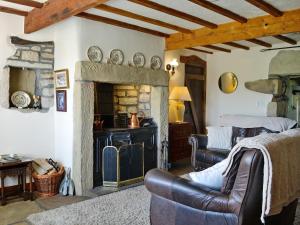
[114,84,151,117]
[1,36,55,111]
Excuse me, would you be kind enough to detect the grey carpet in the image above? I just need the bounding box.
[27,185,300,225]
[27,186,150,225]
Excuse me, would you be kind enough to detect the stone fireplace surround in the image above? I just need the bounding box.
[73,61,169,195]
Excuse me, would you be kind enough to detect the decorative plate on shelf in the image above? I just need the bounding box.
[110,49,124,65]
[133,52,146,68]
[87,46,103,63]
[11,91,31,108]
[150,56,162,70]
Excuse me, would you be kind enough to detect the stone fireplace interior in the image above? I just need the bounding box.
[92,81,158,188]
[94,82,152,129]
[73,61,169,195]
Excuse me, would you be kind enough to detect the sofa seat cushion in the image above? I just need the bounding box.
[196,148,229,168]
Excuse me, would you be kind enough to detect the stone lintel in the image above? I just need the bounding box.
[6,60,53,70]
[75,61,169,87]
[269,50,300,76]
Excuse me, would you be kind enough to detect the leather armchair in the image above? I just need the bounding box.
[189,134,229,171]
[145,149,298,225]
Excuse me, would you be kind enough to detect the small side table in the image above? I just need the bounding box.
[0,160,33,205]
[169,122,193,164]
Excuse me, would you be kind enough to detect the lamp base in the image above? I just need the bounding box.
[175,101,185,123]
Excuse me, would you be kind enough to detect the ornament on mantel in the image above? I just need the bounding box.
[33,95,41,109]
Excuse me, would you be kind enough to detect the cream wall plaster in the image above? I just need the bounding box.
[0,13,55,186]
[165,43,299,127]
[165,49,207,123]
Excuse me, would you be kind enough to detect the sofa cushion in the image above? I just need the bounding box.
[231,127,278,147]
[189,157,229,190]
[207,126,232,150]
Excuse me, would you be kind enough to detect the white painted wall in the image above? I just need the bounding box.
[77,18,165,66]
[165,44,298,127]
[0,14,55,160]
[53,18,81,169]
[0,14,56,186]
[206,45,288,126]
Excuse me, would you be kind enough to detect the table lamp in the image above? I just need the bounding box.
[169,86,192,123]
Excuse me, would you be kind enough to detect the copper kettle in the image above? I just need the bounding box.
[129,112,144,128]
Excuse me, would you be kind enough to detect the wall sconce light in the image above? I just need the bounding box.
[166,59,179,76]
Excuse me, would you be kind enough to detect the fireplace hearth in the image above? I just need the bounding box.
[73,61,169,195]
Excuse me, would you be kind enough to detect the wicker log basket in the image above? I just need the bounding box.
[33,166,64,197]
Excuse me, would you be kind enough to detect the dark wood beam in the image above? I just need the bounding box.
[128,0,217,29]
[273,35,297,45]
[188,0,247,23]
[204,45,231,53]
[246,38,272,47]
[246,0,283,17]
[166,8,300,50]
[96,4,192,33]
[186,47,213,54]
[0,6,28,16]
[223,42,250,50]
[3,0,43,8]
[25,0,110,33]
[76,12,170,38]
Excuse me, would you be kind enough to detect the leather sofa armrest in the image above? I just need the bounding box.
[189,134,207,150]
[145,169,232,213]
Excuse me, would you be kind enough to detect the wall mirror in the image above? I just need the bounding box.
[218,72,238,94]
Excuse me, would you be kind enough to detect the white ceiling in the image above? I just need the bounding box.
[1,0,300,52]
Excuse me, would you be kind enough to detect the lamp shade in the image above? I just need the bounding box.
[169,86,192,101]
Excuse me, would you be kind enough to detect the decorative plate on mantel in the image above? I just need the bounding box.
[87,46,103,63]
[11,91,31,108]
[110,49,124,65]
[133,52,146,68]
[150,56,162,70]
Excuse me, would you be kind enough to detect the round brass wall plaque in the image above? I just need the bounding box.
[218,72,238,94]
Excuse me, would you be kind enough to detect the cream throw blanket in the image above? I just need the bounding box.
[223,128,300,222]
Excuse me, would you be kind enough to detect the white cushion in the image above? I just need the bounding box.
[207,126,232,150]
[189,158,228,190]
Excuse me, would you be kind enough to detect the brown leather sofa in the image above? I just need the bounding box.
[189,134,228,171]
[189,127,277,171]
[145,149,298,225]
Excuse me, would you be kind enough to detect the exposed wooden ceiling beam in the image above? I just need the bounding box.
[128,0,217,29]
[186,47,213,54]
[273,35,297,45]
[3,0,43,8]
[76,12,170,38]
[0,5,28,16]
[166,8,300,50]
[204,45,231,53]
[25,0,110,33]
[96,4,192,33]
[245,0,283,17]
[223,42,250,50]
[246,38,272,48]
[188,0,247,23]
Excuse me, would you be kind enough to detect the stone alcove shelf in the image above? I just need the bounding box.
[0,36,55,113]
